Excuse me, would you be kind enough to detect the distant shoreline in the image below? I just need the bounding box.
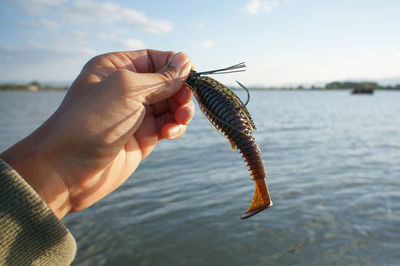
[240,81,400,91]
[1,81,400,92]
[236,87,400,91]
[0,82,68,91]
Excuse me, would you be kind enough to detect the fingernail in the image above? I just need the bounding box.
[169,52,190,69]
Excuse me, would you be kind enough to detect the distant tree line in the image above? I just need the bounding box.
[247,81,400,90]
[1,80,400,91]
[324,81,400,90]
[0,81,68,91]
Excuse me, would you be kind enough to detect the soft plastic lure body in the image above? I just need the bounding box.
[185,63,273,219]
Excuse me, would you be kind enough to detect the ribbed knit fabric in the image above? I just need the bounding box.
[0,159,76,265]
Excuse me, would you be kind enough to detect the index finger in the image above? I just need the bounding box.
[125,49,176,73]
[95,49,178,73]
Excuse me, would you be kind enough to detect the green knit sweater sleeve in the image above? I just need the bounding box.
[0,159,76,265]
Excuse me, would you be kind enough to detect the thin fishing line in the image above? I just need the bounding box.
[152,21,175,51]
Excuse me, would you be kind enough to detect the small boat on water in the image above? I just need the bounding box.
[351,88,374,94]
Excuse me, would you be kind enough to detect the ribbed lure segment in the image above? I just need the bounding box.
[186,69,272,219]
[237,135,272,219]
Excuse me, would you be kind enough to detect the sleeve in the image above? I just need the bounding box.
[0,159,76,265]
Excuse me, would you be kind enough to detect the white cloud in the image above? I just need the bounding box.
[73,31,115,40]
[0,43,96,82]
[9,0,67,15]
[10,0,66,6]
[39,18,59,29]
[241,0,280,14]
[65,0,173,34]
[243,0,261,14]
[11,0,173,34]
[120,39,146,50]
[14,18,59,30]
[121,9,173,34]
[0,42,96,57]
[68,0,122,24]
[200,40,215,48]
[1,0,173,82]
[195,22,205,29]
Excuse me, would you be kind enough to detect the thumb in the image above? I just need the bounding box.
[132,52,191,105]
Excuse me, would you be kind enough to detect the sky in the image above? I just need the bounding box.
[0,0,399,87]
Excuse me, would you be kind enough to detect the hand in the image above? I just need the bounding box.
[0,50,194,219]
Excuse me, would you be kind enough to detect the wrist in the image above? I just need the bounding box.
[0,121,71,219]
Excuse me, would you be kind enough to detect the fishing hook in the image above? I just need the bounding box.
[193,62,250,109]
[236,80,250,110]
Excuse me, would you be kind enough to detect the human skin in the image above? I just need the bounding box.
[0,50,194,219]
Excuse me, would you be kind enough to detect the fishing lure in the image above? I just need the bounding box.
[185,62,273,219]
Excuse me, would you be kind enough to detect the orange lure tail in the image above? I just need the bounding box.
[241,178,273,219]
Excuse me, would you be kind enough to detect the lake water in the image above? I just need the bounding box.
[1,90,399,265]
